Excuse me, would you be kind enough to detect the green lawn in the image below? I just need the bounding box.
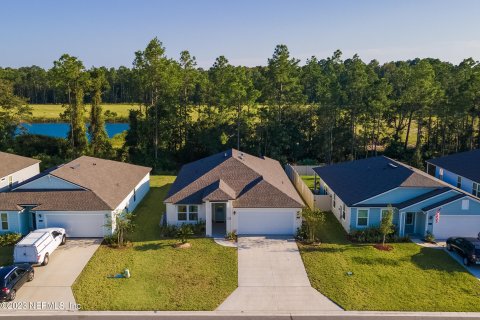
[299,213,480,311]
[301,175,315,190]
[30,103,140,122]
[72,175,238,311]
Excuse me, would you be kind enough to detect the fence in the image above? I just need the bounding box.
[290,165,324,176]
[285,164,315,209]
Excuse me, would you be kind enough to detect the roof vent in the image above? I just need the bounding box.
[388,163,398,169]
[224,153,227,157]
[70,164,80,170]
[92,163,96,166]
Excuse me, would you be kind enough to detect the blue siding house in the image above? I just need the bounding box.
[426,149,480,197]
[313,156,480,239]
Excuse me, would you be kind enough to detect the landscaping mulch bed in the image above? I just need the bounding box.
[373,243,393,251]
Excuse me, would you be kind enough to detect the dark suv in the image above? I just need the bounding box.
[446,237,480,266]
[0,264,34,301]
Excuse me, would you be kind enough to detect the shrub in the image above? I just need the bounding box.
[103,234,118,246]
[191,220,206,236]
[424,232,435,243]
[296,223,309,242]
[159,224,178,238]
[177,224,194,244]
[225,231,237,241]
[348,227,410,243]
[0,233,22,247]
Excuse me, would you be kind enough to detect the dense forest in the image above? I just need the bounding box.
[1,37,480,172]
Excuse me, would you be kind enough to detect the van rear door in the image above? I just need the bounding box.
[14,245,38,264]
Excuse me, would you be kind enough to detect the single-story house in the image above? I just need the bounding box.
[313,156,480,239]
[0,156,151,237]
[426,149,480,197]
[0,152,40,192]
[164,149,305,236]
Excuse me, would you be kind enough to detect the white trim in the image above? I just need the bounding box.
[423,195,480,212]
[356,208,369,228]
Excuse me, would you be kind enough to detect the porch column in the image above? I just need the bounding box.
[399,211,404,237]
[226,200,233,234]
[424,211,429,236]
[205,201,212,237]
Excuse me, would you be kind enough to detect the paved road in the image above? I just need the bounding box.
[3,238,101,312]
[445,249,480,280]
[217,236,341,312]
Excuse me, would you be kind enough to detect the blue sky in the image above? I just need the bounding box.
[1,0,479,68]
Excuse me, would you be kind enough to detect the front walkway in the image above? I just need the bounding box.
[217,236,341,312]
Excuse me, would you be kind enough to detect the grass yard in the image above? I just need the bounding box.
[299,213,480,312]
[30,103,140,122]
[72,175,238,311]
[301,175,316,190]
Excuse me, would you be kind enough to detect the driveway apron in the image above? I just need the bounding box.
[217,236,341,311]
[5,238,101,311]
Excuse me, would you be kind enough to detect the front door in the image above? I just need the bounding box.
[213,203,226,222]
[404,212,415,234]
[31,211,37,230]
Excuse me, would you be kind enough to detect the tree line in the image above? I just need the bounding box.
[1,37,480,171]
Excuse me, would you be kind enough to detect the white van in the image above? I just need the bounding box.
[13,228,66,266]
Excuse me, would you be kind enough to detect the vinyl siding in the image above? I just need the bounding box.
[14,174,83,190]
[0,163,40,192]
[435,166,476,194]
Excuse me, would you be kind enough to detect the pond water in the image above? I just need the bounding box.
[18,123,130,139]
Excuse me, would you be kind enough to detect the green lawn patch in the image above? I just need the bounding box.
[299,213,480,311]
[301,175,315,190]
[72,175,238,311]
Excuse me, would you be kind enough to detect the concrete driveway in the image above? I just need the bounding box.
[445,249,480,280]
[11,238,101,311]
[217,236,341,312]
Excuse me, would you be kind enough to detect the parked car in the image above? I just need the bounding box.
[13,228,66,266]
[0,264,34,301]
[446,237,480,266]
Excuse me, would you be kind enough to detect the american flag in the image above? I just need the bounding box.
[435,207,441,223]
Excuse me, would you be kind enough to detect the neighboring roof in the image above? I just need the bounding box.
[0,190,111,211]
[352,187,453,209]
[48,156,151,209]
[427,149,480,183]
[313,156,444,206]
[422,194,466,211]
[0,152,40,178]
[164,149,304,208]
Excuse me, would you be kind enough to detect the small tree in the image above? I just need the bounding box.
[177,224,194,244]
[301,208,326,243]
[105,211,135,247]
[380,205,394,246]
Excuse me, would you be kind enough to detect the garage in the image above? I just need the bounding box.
[432,215,480,239]
[236,209,296,235]
[42,213,106,237]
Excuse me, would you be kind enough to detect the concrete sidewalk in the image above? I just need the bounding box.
[217,236,341,312]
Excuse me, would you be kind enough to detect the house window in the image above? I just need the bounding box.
[457,176,462,188]
[133,189,136,202]
[342,205,346,220]
[177,205,198,221]
[439,168,444,179]
[333,194,336,208]
[1,213,8,230]
[8,176,12,188]
[462,199,470,210]
[188,205,198,221]
[357,209,368,227]
[473,183,479,197]
[177,205,187,221]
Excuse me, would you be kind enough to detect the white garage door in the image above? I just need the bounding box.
[433,215,480,239]
[237,210,295,235]
[44,213,105,237]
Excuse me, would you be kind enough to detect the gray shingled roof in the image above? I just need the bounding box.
[49,156,151,209]
[422,194,466,211]
[0,152,40,178]
[164,149,304,208]
[427,149,480,183]
[0,190,110,211]
[313,156,444,206]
